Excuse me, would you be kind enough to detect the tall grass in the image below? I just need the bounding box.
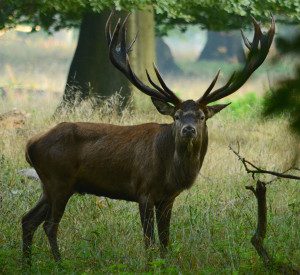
[0,29,299,274]
[0,94,299,274]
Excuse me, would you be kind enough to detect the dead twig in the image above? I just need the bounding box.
[230,143,299,273]
[229,144,300,181]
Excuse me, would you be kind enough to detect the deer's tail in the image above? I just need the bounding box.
[25,139,36,167]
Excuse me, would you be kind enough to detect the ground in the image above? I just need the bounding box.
[0,28,299,274]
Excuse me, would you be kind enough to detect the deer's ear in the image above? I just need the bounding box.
[206,103,230,119]
[151,98,175,116]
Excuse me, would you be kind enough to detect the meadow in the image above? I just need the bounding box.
[0,30,299,274]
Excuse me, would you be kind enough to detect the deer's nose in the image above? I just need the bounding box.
[181,125,196,137]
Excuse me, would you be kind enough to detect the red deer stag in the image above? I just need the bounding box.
[22,13,275,264]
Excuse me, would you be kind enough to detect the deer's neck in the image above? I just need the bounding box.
[156,124,208,192]
[172,126,208,190]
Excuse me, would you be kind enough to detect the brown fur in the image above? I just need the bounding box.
[20,96,232,265]
[21,12,275,264]
[26,121,207,202]
[21,113,210,263]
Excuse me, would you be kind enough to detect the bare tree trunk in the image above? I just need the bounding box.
[58,9,156,112]
[128,8,156,82]
[246,181,271,266]
[60,11,131,110]
[127,7,156,107]
[199,30,245,63]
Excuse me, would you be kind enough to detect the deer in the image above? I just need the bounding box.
[21,12,275,264]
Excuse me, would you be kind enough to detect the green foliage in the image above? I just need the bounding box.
[206,92,264,118]
[0,0,152,31]
[263,31,300,135]
[226,92,263,117]
[1,0,300,33]
[156,0,300,34]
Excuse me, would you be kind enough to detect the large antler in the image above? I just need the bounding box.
[198,16,275,105]
[106,12,181,106]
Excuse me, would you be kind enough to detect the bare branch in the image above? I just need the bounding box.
[245,185,256,196]
[247,180,272,266]
[229,145,300,181]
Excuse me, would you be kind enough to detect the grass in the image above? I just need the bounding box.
[0,94,299,274]
[0,28,299,274]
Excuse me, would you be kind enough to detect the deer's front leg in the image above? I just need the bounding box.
[155,199,174,254]
[139,197,155,249]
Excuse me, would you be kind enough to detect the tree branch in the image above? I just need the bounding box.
[229,145,300,181]
[246,180,272,266]
[231,143,299,273]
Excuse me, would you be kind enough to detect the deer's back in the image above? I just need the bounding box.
[25,122,170,201]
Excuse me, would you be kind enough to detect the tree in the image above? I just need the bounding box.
[61,9,155,110]
[264,31,300,136]
[1,0,300,109]
[198,31,245,63]
[155,1,300,63]
[155,1,300,32]
[0,1,156,109]
[62,11,130,108]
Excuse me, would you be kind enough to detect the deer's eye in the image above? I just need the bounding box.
[196,113,205,120]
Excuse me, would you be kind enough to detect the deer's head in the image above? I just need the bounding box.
[106,13,275,142]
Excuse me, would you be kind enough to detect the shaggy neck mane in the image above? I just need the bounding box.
[155,123,208,191]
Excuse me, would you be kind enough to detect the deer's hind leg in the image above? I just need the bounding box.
[43,186,72,262]
[22,194,49,265]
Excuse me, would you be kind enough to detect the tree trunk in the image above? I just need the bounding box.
[60,9,156,111]
[127,7,156,107]
[199,30,245,63]
[60,11,130,110]
[128,8,155,82]
[156,37,181,75]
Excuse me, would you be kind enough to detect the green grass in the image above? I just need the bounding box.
[0,95,299,274]
[223,92,263,117]
[0,29,299,274]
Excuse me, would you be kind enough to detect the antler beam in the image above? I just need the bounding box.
[198,16,275,105]
[106,12,181,106]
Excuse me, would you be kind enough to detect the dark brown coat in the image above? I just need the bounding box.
[26,121,208,203]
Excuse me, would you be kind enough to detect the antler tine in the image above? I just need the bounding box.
[250,16,263,49]
[105,11,114,46]
[197,69,220,104]
[197,16,275,104]
[222,71,236,88]
[146,66,180,103]
[145,70,172,98]
[126,56,170,101]
[241,29,251,50]
[127,31,138,52]
[153,63,181,104]
[109,17,122,70]
[268,15,275,46]
[120,14,130,57]
[119,13,138,53]
[107,12,179,104]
